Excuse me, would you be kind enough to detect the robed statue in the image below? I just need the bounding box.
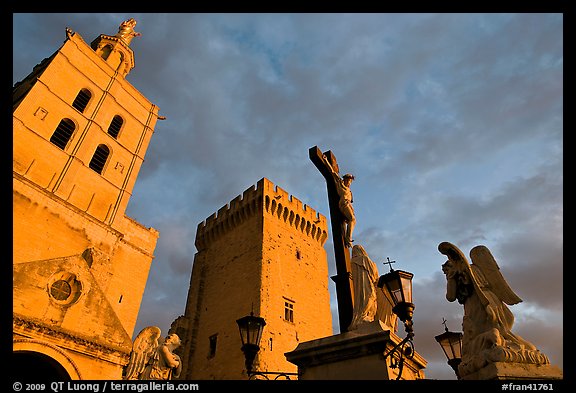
[348,244,398,332]
[438,242,550,378]
[348,245,379,330]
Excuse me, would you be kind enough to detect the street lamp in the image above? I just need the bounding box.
[236,311,266,376]
[236,311,299,380]
[377,258,415,380]
[434,318,462,379]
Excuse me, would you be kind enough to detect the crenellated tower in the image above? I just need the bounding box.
[172,178,333,379]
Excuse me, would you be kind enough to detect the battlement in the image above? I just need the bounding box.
[195,178,328,250]
[261,178,328,246]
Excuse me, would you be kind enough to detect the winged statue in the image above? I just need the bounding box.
[123,326,162,380]
[124,326,183,380]
[438,242,550,378]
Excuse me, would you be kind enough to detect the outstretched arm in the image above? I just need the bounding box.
[321,154,342,185]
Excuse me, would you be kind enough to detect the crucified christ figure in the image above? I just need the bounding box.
[321,154,356,248]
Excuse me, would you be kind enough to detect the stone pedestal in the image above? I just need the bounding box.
[285,321,426,380]
[462,362,563,380]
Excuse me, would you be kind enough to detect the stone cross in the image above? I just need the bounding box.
[309,146,354,333]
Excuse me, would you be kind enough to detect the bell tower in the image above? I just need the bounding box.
[13,19,161,380]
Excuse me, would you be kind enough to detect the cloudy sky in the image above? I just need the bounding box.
[13,13,563,380]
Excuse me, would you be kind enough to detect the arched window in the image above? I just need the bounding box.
[100,44,113,60]
[89,144,110,174]
[71,88,92,113]
[49,118,76,149]
[107,115,123,138]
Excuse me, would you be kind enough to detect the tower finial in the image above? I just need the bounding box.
[115,18,142,45]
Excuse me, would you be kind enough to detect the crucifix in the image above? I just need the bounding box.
[309,146,355,332]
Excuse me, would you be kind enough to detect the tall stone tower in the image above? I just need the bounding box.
[172,178,333,379]
[12,19,161,380]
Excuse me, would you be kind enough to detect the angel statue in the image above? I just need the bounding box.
[123,327,182,380]
[438,242,550,378]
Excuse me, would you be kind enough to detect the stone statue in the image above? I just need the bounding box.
[115,18,142,45]
[124,327,182,380]
[320,154,356,248]
[438,242,550,378]
[348,245,398,332]
[348,245,379,330]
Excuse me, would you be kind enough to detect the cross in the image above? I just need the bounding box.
[441,318,449,332]
[309,146,354,333]
[383,257,396,271]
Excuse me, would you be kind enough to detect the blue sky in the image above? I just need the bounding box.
[13,13,563,380]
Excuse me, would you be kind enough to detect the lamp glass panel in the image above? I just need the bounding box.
[239,327,248,346]
[390,288,403,304]
[247,320,262,346]
[384,273,402,304]
[440,340,453,359]
[400,275,412,303]
[449,336,462,358]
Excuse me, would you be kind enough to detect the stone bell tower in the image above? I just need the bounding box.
[13,18,161,380]
[171,178,333,379]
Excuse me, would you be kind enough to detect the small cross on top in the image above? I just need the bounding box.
[383,257,396,271]
[442,317,449,332]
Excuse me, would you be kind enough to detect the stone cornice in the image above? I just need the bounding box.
[13,314,131,364]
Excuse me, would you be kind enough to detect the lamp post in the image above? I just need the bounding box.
[236,311,299,380]
[236,311,266,377]
[434,318,463,379]
[377,258,415,380]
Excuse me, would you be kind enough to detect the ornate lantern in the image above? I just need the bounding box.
[236,311,266,375]
[435,319,463,379]
[377,268,415,328]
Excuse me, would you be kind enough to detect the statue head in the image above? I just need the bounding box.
[120,18,137,29]
[351,244,367,258]
[164,334,181,349]
[441,259,456,276]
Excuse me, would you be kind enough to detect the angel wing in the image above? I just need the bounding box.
[470,245,522,305]
[124,326,162,380]
[438,241,468,263]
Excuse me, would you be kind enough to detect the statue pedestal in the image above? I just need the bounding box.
[285,321,426,380]
[462,362,563,380]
